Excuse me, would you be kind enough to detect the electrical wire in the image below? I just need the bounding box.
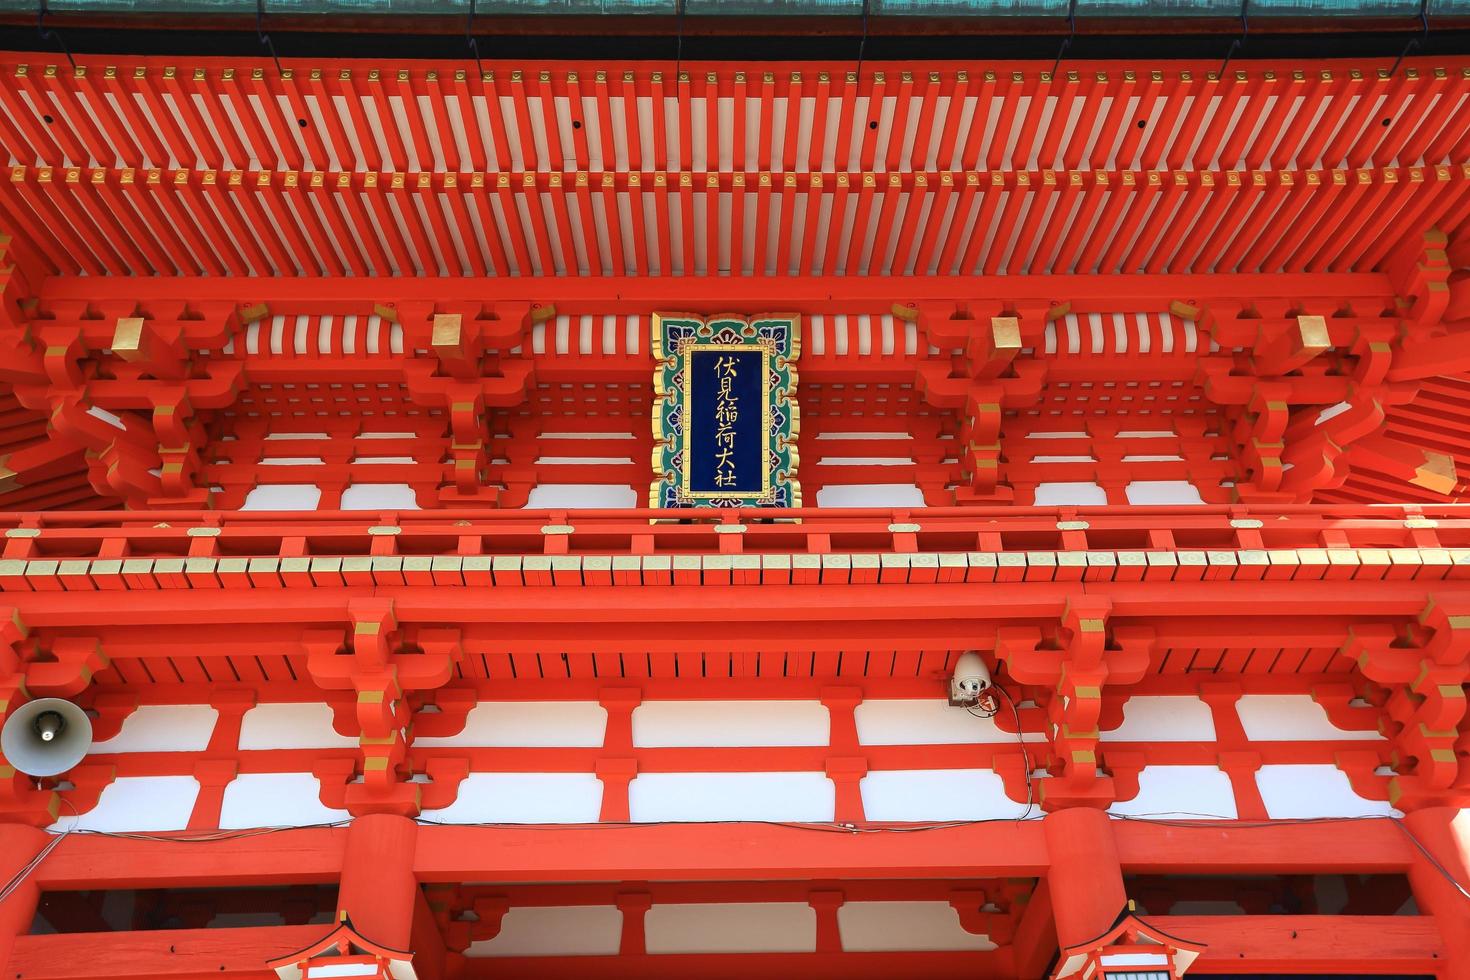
[0,798,77,905]
[1393,817,1470,902]
[1389,0,1430,78]
[992,683,1036,823]
[465,0,484,79]
[35,0,76,73]
[255,0,285,76]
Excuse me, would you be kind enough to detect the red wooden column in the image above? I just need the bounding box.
[337,814,418,951]
[0,823,48,971]
[1043,806,1126,949]
[1402,806,1470,976]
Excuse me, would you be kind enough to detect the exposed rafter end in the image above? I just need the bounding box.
[1410,451,1459,496]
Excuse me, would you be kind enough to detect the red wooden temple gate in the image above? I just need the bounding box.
[0,20,1468,980]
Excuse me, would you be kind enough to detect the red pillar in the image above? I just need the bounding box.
[1043,806,1125,949]
[1403,806,1470,977]
[0,823,48,972]
[337,814,418,952]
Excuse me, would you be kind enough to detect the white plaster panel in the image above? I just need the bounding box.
[241,484,321,510]
[1124,480,1204,505]
[632,700,829,747]
[340,482,419,510]
[1236,695,1384,741]
[306,965,380,978]
[219,773,350,829]
[54,776,199,833]
[524,484,638,509]
[466,906,623,957]
[838,902,997,952]
[1255,765,1401,819]
[239,702,357,750]
[415,701,607,748]
[629,772,835,822]
[815,483,925,507]
[1033,481,1107,506]
[1109,766,1237,819]
[91,705,219,754]
[861,769,1024,822]
[645,902,816,953]
[1100,697,1216,742]
[421,773,603,824]
[855,699,1042,745]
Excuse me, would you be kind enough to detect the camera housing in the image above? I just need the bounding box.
[948,651,993,706]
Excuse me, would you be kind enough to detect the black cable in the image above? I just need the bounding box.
[255,0,284,76]
[1389,0,1431,78]
[1391,817,1470,902]
[1051,0,1077,78]
[36,0,76,73]
[465,0,483,79]
[1219,0,1249,76]
[855,0,869,88]
[993,683,1037,822]
[674,0,684,86]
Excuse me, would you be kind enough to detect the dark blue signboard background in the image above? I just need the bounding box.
[687,348,763,495]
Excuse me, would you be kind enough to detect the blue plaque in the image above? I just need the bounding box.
[684,346,767,498]
[651,314,801,509]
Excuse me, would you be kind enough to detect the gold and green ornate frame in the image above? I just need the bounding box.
[650,313,801,509]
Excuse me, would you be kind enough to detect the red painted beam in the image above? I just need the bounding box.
[1168,914,1445,973]
[6,924,325,979]
[37,271,1395,315]
[1114,817,1414,875]
[412,822,1049,883]
[34,828,346,890]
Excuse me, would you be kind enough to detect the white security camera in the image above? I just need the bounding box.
[949,651,992,705]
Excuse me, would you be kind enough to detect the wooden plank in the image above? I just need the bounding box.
[7,925,324,979]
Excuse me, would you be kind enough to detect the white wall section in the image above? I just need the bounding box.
[1124,481,1204,505]
[524,484,639,509]
[416,701,608,748]
[219,773,350,829]
[838,902,997,952]
[55,776,199,833]
[815,483,926,507]
[1099,697,1216,742]
[629,772,835,822]
[1033,482,1108,506]
[1255,765,1400,819]
[340,483,419,510]
[855,699,1041,745]
[239,703,358,750]
[1236,695,1383,741]
[632,700,829,747]
[466,906,623,957]
[645,903,816,954]
[1109,766,1237,819]
[422,773,604,824]
[241,484,322,510]
[861,769,1024,822]
[90,705,219,754]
